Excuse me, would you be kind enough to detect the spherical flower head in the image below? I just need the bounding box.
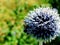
[24,7,60,40]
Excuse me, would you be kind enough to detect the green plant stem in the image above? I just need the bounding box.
[39,39,44,45]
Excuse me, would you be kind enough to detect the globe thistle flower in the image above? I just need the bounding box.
[24,7,60,45]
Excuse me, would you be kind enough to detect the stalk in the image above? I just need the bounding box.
[39,39,44,45]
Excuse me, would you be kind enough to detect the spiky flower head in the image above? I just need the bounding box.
[24,7,60,40]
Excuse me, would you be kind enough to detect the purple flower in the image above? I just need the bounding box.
[24,7,60,40]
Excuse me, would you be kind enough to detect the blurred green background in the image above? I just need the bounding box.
[0,0,60,45]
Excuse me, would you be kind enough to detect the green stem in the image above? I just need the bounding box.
[39,39,44,45]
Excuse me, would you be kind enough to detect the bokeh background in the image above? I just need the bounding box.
[0,0,60,45]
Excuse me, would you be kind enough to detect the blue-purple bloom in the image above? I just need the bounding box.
[24,7,60,40]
